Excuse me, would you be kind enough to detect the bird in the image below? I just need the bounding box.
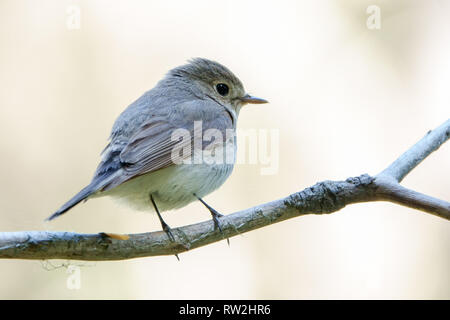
[48,58,268,244]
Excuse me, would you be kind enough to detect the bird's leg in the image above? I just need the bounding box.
[194,194,230,246]
[150,194,180,260]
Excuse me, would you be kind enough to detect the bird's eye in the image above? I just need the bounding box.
[215,83,229,96]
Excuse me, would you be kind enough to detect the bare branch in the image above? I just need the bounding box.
[0,119,449,261]
[0,175,379,260]
[379,119,450,182]
[375,175,450,220]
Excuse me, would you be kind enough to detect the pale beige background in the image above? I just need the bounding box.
[0,0,449,299]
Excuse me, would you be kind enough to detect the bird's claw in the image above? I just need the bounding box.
[210,209,230,246]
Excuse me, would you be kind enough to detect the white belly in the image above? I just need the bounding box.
[104,162,234,212]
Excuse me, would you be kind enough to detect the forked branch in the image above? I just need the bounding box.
[0,119,449,261]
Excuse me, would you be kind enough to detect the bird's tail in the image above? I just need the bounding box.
[47,184,97,221]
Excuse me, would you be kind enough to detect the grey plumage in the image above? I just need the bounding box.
[49,58,266,221]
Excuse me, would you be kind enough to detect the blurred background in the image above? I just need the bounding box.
[0,0,449,299]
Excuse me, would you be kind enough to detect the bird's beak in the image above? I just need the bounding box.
[240,94,268,105]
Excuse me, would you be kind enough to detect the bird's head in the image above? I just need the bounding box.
[165,58,268,116]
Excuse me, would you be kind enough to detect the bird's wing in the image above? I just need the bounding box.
[99,115,202,191]
[97,99,233,192]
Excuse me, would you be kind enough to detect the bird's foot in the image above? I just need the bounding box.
[160,222,181,261]
[150,194,181,260]
[194,194,230,246]
[161,221,176,242]
[208,208,230,246]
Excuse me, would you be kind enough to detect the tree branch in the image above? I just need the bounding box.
[379,119,450,182]
[1,119,449,261]
[375,176,450,220]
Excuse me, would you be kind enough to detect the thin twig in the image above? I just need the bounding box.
[374,176,450,220]
[379,119,450,182]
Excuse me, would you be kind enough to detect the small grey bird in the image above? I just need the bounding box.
[49,58,267,241]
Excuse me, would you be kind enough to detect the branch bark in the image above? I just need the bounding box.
[1,119,449,261]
